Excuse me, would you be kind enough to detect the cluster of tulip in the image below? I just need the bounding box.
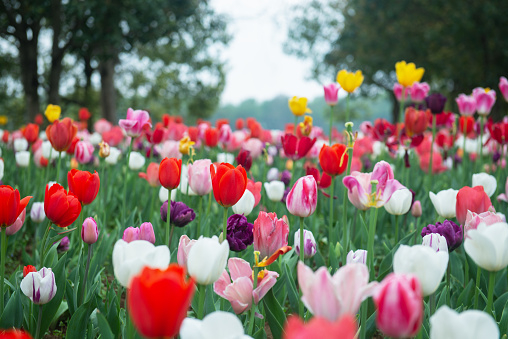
[0,61,507,339]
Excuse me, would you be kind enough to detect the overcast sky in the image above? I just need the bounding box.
[211,0,324,105]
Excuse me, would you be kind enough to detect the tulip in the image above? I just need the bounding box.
[23,265,37,277]
[298,261,377,321]
[473,87,496,116]
[283,315,357,339]
[458,116,475,136]
[128,151,145,170]
[384,187,412,215]
[318,144,348,176]
[67,169,100,205]
[288,96,312,116]
[44,104,61,122]
[409,82,430,102]
[0,158,3,181]
[112,239,170,287]
[456,186,492,225]
[119,108,151,137]
[41,141,59,160]
[456,94,477,116]
[187,159,212,196]
[45,118,78,152]
[159,186,177,203]
[422,233,449,252]
[57,237,70,252]
[336,69,364,93]
[214,258,278,314]
[105,146,121,165]
[425,93,447,114]
[159,157,182,190]
[374,273,423,338]
[177,235,197,270]
[500,76,508,101]
[122,227,140,243]
[281,134,317,160]
[346,249,367,265]
[210,163,248,208]
[6,208,26,236]
[15,151,30,167]
[187,236,229,285]
[161,200,196,227]
[395,61,425,87]
[263,180,285,202]
[0,329,33,338]
[180,311,253,339]
[44,183,81,228]
[323,83,339,106]
[80,217,98,245]
[280,170,292,185]
[464,222,508,271]
[13,138,28,152]
[138,162,160,187]
[226,214,253,252]
[464,210,504,234]
[429,189,459,219]
[266,168,279,182]
[411,200,422,218]
[472,173,497,197]
[235,149,252,172]
[0,186,32,227]
[286,175,317,218]
[128,265,195,339]
[217,152,234,164]
[253,211,289,259]
[294,229,316,258]
[231,190,255,218]
[404,107,428,137]
[421,220,463,252]
[430,305,499,339]
[204,127,219,148]
[246,179,261,207]
[20,267,57,304]
[393,83,409,102]
[74,141,94,164]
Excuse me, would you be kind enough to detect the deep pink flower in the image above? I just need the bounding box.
[324,83,339,106]
[393,83,409,102]
[119,108,152,137]
[74,140,94,164]
[455,94,476,116]
[499,76,508,102]
[286,175,318,217]
[409,82,430,102]
[253,211,289,259]
[473,88,496,116]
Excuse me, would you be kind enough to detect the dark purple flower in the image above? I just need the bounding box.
[226,214,253,252]
[57,236,70,252]
[493,151,501,163]
[280,170,292,186]
[425,93,447,114]
[160,200,195,227]
[421,219,463,251]
[281,187,291,203]
[236,149,252,172]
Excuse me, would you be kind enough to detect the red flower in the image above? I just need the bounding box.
[204,127,219,148]
[210,163,248,207]
[281,134,316,160]
[159,158,182,190]
[23,265,36,277]
[1,131,9,144]
[487,121,508,145]
[0,186,32,227]
[306,166,331,190]
[187,126,199,142]
[146,124,165,145]
[435,130,454,149]
[429,111,455,128]
[459,116,475,135]
[66,137,80,155]
[246,179,262,207]
[235,149,253,171]
[22,123,39,144]
[235,118,244,130]
[372,118,396,142]
[78,108,91,121]
[102,126,124,147]
[44,183,82,227]
[139,163,161,187]
[404,107,428,137]
[283,315,357,339]
[418,151,447,174]
[215,118,229,130]
[127,265,195,339]
[0,329,33,338]
[45,118,78,152]
[456,186,492,225]
[318,144,348,176]
[35,114,43,125]
[67,169,100,205]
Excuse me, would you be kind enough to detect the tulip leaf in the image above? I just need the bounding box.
[450,251,464,287]
[263,289,286,339]
[96,311,114,339]
[40,253,67,337]
[66,279,77,316]
[106,292,120,337]
[498,298,508,335]
[437,286,448,309]
[66,300,94,339]
[0,290,22,328]
[456,280,474,308]
[494,291,508,321]
[205,284,216,315]
[283,263,299,313]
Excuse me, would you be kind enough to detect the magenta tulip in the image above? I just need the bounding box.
[286,175,318,218]
[409,82,430,103]
[119,108,151,137]
[455,94,477,116]
[473,87,496,116]
[393,83,409,102]
[499,76,508,102]
[323,83,339,106]
[253,211,289,259]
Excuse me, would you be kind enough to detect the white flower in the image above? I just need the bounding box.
[217,152,234,164]
[42,141,59,159]
[430,305,499,339]
[0,158,4,181]
[159,186,177,203]
[187,236,229,285]
[15,151,30,167]
[266,168,279,182]
[264,181,285,202]
[422,233,448,253]
[464,222,508,272]
[294,229,317,258]
[105,147,121,165]
[13,138,28,152]
[38,131,47,141]
[472,173,497,198]
[128,151,145,170]
[112,239,170,287]
[30,202,46,223]
[180,311,252,339]
[232,190,255,216]
[384,188,412,215]
[20,267,57,304]
[89,132,102,145]
[347,249,368,265]
[393,244,449,296]
[429,189,459,219]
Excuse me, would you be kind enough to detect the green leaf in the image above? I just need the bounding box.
[0,290,23,328]
[498,298,508,335]
[494,291,508,321]
[456,280,474,308]
[96,311,114,339]
[283,263,300,313]
[40,253,67,337]
[66,300,94,339]
[263,289,286,339]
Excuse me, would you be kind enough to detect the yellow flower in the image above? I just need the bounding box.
[299,116,313,136]
[288,96,312,116]
[336,69,364,93]
[179,136,195,155]
[0,115,8,125]
[395,61,425,87]
[45,104,61,123]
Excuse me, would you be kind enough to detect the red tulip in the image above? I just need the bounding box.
[187,126,199,142]
[235,149,253,171]
[45,118,78,152]
[235,118,244,130]
[456,186,492,225]
[435,130,454,149]
[78,108,91,121]
[139,163,161,187]
[404,107,428,137]
[146,125,165,145]
[487,121,508,145]
[281,134,316,160]
[66,136,80,155]
[283,315,357,339]
[215,118,229,130]
[23,265,37,277]
[127,265,195,339]
[44,183,82,227]
[306,166,332,190]
[35,113,43,125]
[210,163,248,207]
[0,329,33,338]
[0,186,32,227]
[2,131,9,143]
[159,158,182,190]
[372,118,396,142]
[102,126,124,147]
[204,127,219,148]
[459,116,475,135]
[318,144,348,176]
[67,169,100,205]
[22,123,39,144]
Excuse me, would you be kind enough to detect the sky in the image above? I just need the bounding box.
[210,0,324,105]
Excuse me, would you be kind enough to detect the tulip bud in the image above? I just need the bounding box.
[464,222,508,272]
[266,168,279,182]
[99,141,110,158]
[23,265,37,277]
[294,229,316,258]
[187,236,229,285]
[286,175,318,218]
[14,138,28,152]
[231,190,255,216]
[139,222,156,244]
[177,235,197,270]
[30,202,46,223]
[421,220,463,252]
[422,233,448,252]
[226,214,254,252]
[161,200,196,227]
[411,200,422,218]
[57,236,70,252]
[20,267,57,304]
[280,170,292,186]
[123,226,140,243]
[105,147,121,165]
[347,249,367,265]
[81,217,99,244]
[264,181,285,202]
[472,172,497,197]
[384,188,412,215]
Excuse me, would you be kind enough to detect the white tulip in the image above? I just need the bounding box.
[179,176,197,196]
[422,233,448,253]
[232,190,255,216]
[112,239,170,287]
[13,138,28,152]
[430,305,499,339]
[294,229,317,258]
[0,129,4,143]
[105,147,121,165]
[384,188,412,215]
[15,151,30,167]
[464,222,508,272]
[187,236,229,285]
[472,173,497,198]
[30,202,46,223]
[42,141,59,160]
[347,249,368,265]
[264,181,285,202]
[180,311,252,339]
[20,267,57,304]
[0,158,4,181]
[89,132,102,145]
[38,131,47,141]
[128,151,145,170]
[217,152,234,164]
[429,189,459,219]
[393,244,449,296]
[266,168,280,182]
[159,186,177,203]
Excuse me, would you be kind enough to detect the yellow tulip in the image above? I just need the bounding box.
[299,116,313,136]
[288,96,312,116]
[395,61,425,87]
[179,136,195,155]
[336,69,364,93]
[45,104,61,123]
[0,115,8,125]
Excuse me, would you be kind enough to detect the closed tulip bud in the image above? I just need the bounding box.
[456,186,492,225]
[177,235,197,270]
[422,233,448,252]
[20,267,57,304]
[319,144,348,176]
[235,149,253,172]
[57,237,70,252]
[210,163,248,208]
[74,141,94,164]
[286,175,317,218]
[473,87,496,116]
[430,305,499,339]
[264,181,285,202]
[30,202,45,223]
[180,311,253,339]
[323,83,339,106]
[159,157,182,190]
[105,147,121,165]
[464,222,508,272]
[294,229,316,258]
[472,172,497,197]
[411,200,422,218]
[429,189,459,219]
[409,82,430,103]
[81,217,99,244]
[232,190,255,216]
[139,222,156,244]
[128,151,146,170]
[456,94,477,116]
[280,170,292,186]
[188,159,213,196]
[384,188,412,215]
[99,141,110,158]
[45,117,78,152]
[346,249,367,265]
[161,200,195,227]
[123,226,140,243]
[15,151,30,167]
[45,104,61,122]
[67,169,100,205]
[187,236,229,285]
[425,93,447,114]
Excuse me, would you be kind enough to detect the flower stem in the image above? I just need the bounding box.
[79,244,92,305]
[35,305,42,339]
[122,139,133,226]
[197,196,203,238]
[430,293,436,315]
[486,271,496,317]
[342,125,354,265]
[428,114,436,177]
[394,215,400,245]
[462,121,468,170]
[399,88,406,124]
[328,176,335,254]
[329,105,334,145]
[294,115,298,135]
[479,116,484,171]
[166,190,172,247]
[345,94,350,123]
[39,221,52,268]
[474,266,482,309]
[56,151,62,183]
[300,217,305,263]
[367,207,379,281]
[0,227,6,315]
[248,266,260,335]
[359,300,367,339]
[222,207,228,243]
[197,284,206,319]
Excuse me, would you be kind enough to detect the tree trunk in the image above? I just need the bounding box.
[99,57,117,122]
[19,36,40,121]
[48,0,63,105]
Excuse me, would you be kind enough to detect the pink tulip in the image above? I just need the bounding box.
[498,178,508,203]
[214,258,278,314]
[188,159,213,196]
[242,138,265,159]
[94,118,113,134]
[6,208,26,236]
[324,83,339,106]
[464,210,503,234]
[409,82,430,102]
[455,94,477,116]
[122,227,140,243]
[297,261,377,321]
[473,87,496,116]
[246,179,262,207]
[219,124,232,145]
[286,175,318,218]
[253,211,289,259]
[373,273,423,338]
[157,140,181,159]
[343,161,404,210]
[393,83,409,102]
[122,222,155,244]
[74,140,94,164]
[138,162,160,187]
[499,76,508,102]
[177,235,197,270]
[118,108,151,137]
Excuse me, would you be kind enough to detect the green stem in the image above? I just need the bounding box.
[367,207,379,281]
[222,207,228,243]
[197,196,203,238]
[56,151,62,183]
[479,116,484,171]
[248,266,260,335]
[345,94,350,123]
[462,120,468,170]
[359,300,367,339]
[486,271,496,317]
[122,139,133,226]
[328,176,335,252]
[394,215,400,245]
[39,221,52,268]
[35,305,42,339]
[447,262,451,305]
[166,190,172,246]
[0,227,6,315]
[329,105,334,145]
[205,192,212,237]
[299,217,305,262]
[79,244,92,305]
[430,293,436,315]
[197,284,206,319]
[428,114,436,177]
[399,88,406,124]
[342,126,354,265]
[474,266,481,309]
[293,115,298,135]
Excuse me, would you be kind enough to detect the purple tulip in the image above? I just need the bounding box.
[425,93,447,114]
[280,170,292,186]
[161,200,195,227]
[57,236,70,252]
[226,214,254,252]
[421,220,463,252]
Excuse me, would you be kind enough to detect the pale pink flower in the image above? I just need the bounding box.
[242,138,264,159]
[74,140,94,164]
[473,87,496,116]
[253,211,289,259]
[188,159,213,196]
[118,108,151,137]
[177,235,197,270]
[464,210,504,234]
